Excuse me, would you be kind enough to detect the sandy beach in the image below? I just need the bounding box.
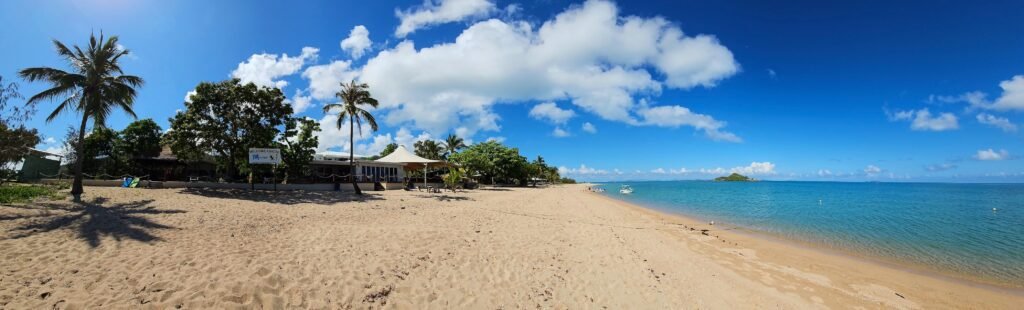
[1,184,1021,309]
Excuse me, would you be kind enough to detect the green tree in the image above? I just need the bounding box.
[19,33,144,201]
[378,143,398,157]
[448,141,528,185]
[118,118,162,159]
[443,167,465,192]
[442,134,466,159]
[322,80,378,195]
[414,140,444,160]
[81,126,122,175]
[1,75,42,183]
[366,143,398,160]
[278,118,320,183]
[164,79,292,180]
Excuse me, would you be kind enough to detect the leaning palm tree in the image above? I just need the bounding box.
[442,133,466,158]
[19,32,144,202]
[323,80,378,195]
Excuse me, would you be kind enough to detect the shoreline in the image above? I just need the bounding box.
[586,187,1024,297]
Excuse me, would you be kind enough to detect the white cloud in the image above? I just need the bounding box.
[231,47,319,89]
[361,0,739,138]
[529,102,575,124]
[864,165,882,175]
[581,122,597,133]
[699,167,726,175]
[43,137,56,144]
[184,90,197,103]
[817,169,832,177]
[395,0,497,37]
[975,148,1010,161]
[559,164,609,175]
[650,168,667,174]
[551,127,570,137]
[636,105,741,142]
[976,113,1017,132]
[485,136,505,143]
[930,76,1024,111]
[654,28,740,88]
[290,90,314,114]
[730,162,776,175]
[888,108,958,131]
[301,60,360,100]
[767,69,777,79]
[341,25,372,59]
[991,75,1024,111]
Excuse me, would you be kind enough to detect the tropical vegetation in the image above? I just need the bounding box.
[714,173,755,182]
[164,79,292,181]
[19,32,144,201]
[0,75,42,184]
[323,80,379,195]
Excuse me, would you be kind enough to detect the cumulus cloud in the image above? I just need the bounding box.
[975,148,1010,161]
[887,108,958,131]
[529,102,576,124]
[650,168,667,174]
[581,122,597,133]
[976,113,1018,132]
[817,169,832,177]
[340,25,372,59]
[730,162,776,175]
[636,105,740,142]
[395,0,497,37]
[864,165,882,175]
[930,76,1024,111]
[289,90,314,114]
[231,47,318,89]
[361,0,740,139]
[990,75,1024,111]
[558,164,609,175]
[302,60,360,100]
[551,127,570,137]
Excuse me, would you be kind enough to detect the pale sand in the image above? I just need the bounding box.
[1,184,1021,309]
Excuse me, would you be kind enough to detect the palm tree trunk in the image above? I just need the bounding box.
[349,114,362,195]
[71,113,88,202]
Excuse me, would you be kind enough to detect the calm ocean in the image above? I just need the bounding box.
[596,181,1024,286]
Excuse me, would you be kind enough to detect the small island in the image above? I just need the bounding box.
[714,173,756,182]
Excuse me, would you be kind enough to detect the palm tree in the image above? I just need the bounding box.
[323,80,378,195]
[442,133,466,159]
[19,32,144,202]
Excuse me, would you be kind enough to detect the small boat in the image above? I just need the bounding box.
[619,185,634,194]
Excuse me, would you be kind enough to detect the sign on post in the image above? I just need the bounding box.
[248,148,281,165]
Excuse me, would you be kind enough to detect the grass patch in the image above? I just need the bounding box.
[0,184,66,204]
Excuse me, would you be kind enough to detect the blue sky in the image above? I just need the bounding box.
[2,0,1023,182]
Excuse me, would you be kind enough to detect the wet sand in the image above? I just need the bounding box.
[0,184,1021,308]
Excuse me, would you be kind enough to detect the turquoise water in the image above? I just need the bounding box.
[596,181,1024,286]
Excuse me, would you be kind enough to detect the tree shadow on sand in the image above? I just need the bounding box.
[413,194,473,202]
[180,188,385,205]
[3,198,185,247]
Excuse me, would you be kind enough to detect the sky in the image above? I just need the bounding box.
[1,0,1023,182]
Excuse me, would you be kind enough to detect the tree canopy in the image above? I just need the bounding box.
[714,173,755,182]
[414,140,444,160]
[164,79,292,179]
[448,141,532,185]
[119,118,163,159]
[0,76,41,183]
[278,117,320,182]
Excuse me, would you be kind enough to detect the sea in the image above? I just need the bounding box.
[595,181,1024,287]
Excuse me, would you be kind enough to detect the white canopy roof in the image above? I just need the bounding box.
[375,145,443,165]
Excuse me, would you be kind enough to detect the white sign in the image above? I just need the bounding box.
[248,148,281,165]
